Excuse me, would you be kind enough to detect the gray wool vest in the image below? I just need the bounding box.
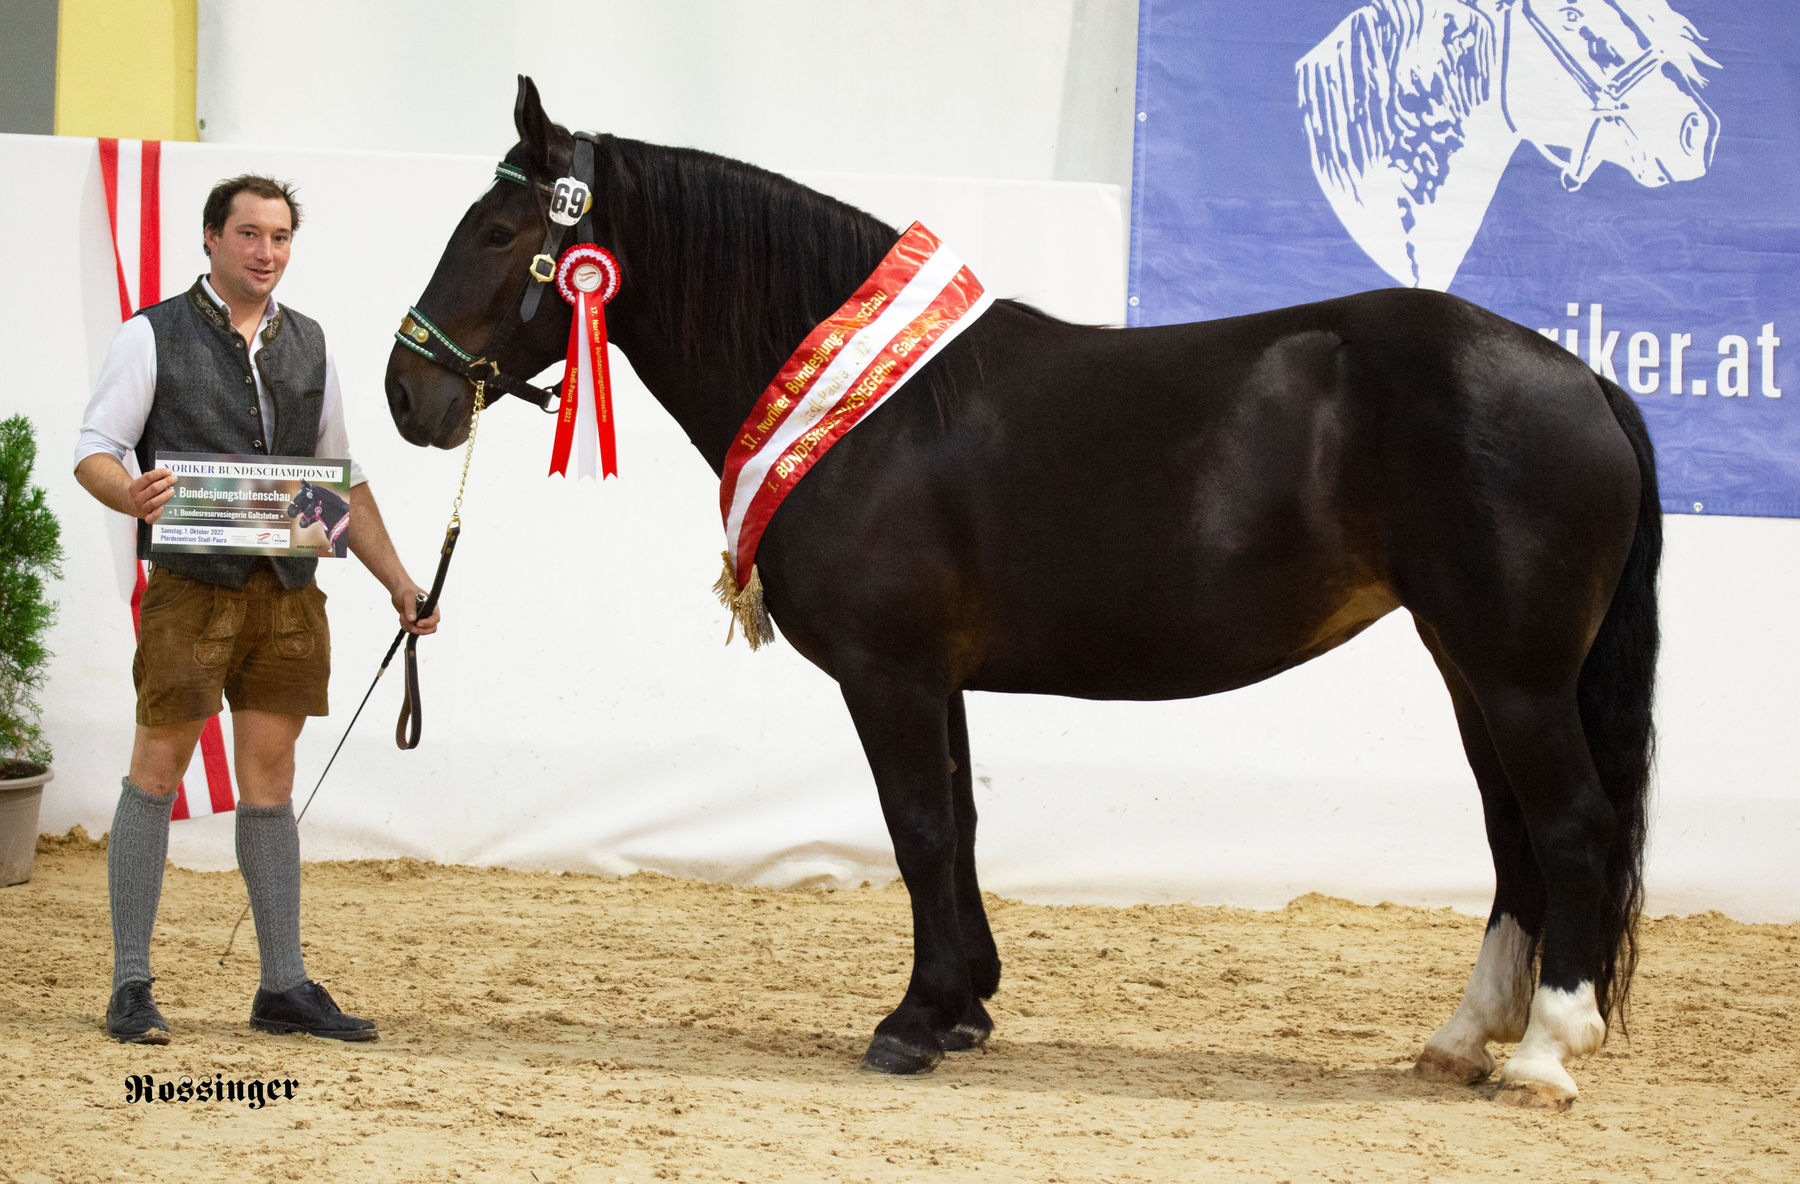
[135,279,329,589]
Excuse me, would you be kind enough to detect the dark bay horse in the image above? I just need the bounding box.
[286,481,350,558]
[386,77,1659,1107]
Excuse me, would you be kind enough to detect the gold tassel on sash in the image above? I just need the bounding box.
[713,551,775,650]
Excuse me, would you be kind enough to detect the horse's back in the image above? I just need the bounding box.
[984,288,1639,573]
[778,289,1641,699]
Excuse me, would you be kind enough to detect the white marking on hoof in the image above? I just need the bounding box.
[1496,982,1605,1106]
[1417,916,1533,1085]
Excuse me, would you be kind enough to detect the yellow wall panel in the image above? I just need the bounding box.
[55,0,197,141]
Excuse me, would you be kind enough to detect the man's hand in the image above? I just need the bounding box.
[391,581,441,635]
[348,483,442,636]
[130,468,178,523]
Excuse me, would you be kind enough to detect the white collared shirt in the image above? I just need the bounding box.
[74,277,368,486]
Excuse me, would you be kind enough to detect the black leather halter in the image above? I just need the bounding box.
[393,138,602,413]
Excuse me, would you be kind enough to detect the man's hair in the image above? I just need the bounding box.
[201,174,302,255]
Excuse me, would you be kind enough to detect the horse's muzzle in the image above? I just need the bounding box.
[384,369,467,450]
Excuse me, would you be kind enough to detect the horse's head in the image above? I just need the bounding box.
[286,482,314,522]
[1503,0,1719,191]
[386,76,605,449]
[1298,0,1718,289]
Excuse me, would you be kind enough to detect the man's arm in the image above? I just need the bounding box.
[347,482,439,635]
[75,454,177,522]
[314,352,367,484]
[318,350,436,635]
[75,317,175,523]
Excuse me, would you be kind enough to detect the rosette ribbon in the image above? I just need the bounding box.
[548,244,621,479]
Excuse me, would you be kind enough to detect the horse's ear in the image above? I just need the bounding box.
[515,75,555,173]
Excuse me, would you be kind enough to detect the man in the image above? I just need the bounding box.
[74,174,438,1044]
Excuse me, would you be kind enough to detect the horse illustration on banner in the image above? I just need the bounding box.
[1298,0,1720,289]
[285,481,350,558]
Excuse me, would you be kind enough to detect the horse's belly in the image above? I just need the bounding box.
[964,578,1400,701]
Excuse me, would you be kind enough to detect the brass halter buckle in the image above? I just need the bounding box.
[528,253,557,283]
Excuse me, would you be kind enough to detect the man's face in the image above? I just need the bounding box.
[203,193,293,309]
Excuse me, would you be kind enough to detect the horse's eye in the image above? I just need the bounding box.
[485,225,516,247]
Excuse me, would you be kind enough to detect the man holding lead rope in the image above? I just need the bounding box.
[74,174,440,1044]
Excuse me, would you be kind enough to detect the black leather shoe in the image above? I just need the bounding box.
[249,980,378,1042]
[107,979,171,1044]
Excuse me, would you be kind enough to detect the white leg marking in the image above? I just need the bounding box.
[1416,915,1533,1083]
[1496,982,1606,1105]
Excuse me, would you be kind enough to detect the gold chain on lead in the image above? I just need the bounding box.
[448,380,487,530]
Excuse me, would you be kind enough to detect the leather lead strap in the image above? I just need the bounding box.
[395,639,422,750]
[395,523,460,750]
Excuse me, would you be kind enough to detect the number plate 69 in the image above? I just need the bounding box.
[549,176,590,227]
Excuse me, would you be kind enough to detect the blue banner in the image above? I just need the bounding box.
[1131,0,1800,516]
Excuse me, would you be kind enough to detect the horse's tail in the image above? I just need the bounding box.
[1580,375,1662,1030]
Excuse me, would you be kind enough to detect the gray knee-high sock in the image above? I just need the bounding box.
[235,803,309,993]
[109,776,176,991]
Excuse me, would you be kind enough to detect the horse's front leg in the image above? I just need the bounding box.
[838,665,967,1075]
[943,690,999,1051]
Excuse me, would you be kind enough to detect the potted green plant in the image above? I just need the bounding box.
[0,413,63,886]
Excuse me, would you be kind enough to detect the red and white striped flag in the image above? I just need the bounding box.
[98,137,237,820]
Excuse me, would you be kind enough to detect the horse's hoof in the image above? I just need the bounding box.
[859,1033,943,1075]
[1495,1045,1579,1109]
[938,1022,991,1052]
[1494,1080,1576,1110]
[1413,1046,1492,1086]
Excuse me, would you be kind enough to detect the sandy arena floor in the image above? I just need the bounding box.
[1,829,1795,1183]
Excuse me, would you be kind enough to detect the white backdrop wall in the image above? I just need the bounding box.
[194,0,1141,191]
[4,130,1798,922]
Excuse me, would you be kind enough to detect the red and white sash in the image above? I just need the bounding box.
[718,223,992,585]
[99,138,237,820]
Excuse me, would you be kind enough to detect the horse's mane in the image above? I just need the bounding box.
[594,135,904,369]
[1297,0,1496,208]
[1606,0,1718,85]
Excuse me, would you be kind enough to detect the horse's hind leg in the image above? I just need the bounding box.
[838,666,972,1075]
[941,691,1000,1051]
[1473,684,1613,1108]
[1412,618,1614,1106]
[1413,621,1541,1086]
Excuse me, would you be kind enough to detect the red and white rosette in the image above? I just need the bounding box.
[549,244,620,480]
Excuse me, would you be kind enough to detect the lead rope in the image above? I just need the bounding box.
[395,379,486,748]
[220,382,488,964]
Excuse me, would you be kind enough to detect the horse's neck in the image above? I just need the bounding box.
[613,326,790,478]
[603,141,895,476]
